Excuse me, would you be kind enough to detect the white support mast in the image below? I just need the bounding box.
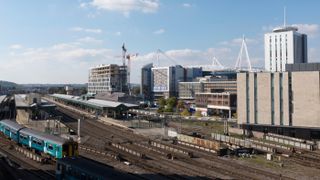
[235,35,252,71]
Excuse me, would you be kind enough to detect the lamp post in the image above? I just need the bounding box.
[77,118,81,143]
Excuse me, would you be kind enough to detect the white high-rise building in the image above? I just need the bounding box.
[264,26,308,72]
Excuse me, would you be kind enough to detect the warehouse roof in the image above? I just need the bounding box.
[51,94,138,109]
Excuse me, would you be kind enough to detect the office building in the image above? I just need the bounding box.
[140,63,153,101]
[237,71,320,139]
[152,65,185,99]
[264,26,308,72]
[88,64,127,94]
[178,82,204,100]
[195,92,236,117]
[184,67,203,82]
[286,62,320,72]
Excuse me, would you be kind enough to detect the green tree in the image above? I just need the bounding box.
[181,109,190,116]
[166,97,177,107]
[158,98,166,107]
[195,110,202,117]
[177,100,185,112]
[164,105,174,112]
[157,107,164,113]
[232,112,237,118]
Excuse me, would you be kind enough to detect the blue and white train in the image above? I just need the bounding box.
[0,119,78,159]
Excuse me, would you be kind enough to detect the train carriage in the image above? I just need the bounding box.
[0,120,25,142]
[19,128,78,158]
[0,119,78,159]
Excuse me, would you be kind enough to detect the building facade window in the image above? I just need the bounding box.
[279,73,283,125]
[246,73,250,124]
[271,73,275,125]
[254,73,258,124]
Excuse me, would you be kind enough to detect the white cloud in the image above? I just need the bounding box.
[219,37,258,46]
[89,0,159,16]
[80,2,88,8]
[153,28,165,34]
[9,44,23,49]
[70,27,103,34]
[1,40,116,83]
[262,24,319,38]
[292,24,319,37]
[77,37,103,44]
[182,3,191,8]
[115,31,121,36]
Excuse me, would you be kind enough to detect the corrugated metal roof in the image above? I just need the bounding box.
[14,94,30,108]
[0,120,25,131]
[0,95,6,103]
[20,128,68,145]
[51,94,138,109]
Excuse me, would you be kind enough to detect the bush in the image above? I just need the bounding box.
[166,97,177,107]
[164,105,174,112]
[158,98,166,107]
[194,110,202,117]
[181,109,190,116]
[157,107,164,113]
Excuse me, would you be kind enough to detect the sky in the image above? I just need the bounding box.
[0,0,320,84]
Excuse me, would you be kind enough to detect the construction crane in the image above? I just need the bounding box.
[121,43,138,94]
[155,49,178,67]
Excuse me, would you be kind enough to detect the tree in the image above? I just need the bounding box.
[158,98,166,107]
[80,87,88,95]
[131,86,140,96]
[166,97,177,108]
[232,112,237,118]
[195,110,202,117]
[181,109,190,116]
[176,100,185,112]
[157,107,164,113]
[164,106,174,112]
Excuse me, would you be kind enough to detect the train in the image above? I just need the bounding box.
[0,119,78,159]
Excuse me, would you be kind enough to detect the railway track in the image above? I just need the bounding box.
[52,106,295,180]
[0,135,55,180]
[289,152,320,169]
[54,108,225,179]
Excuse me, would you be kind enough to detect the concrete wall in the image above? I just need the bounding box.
[292,71,320,127]
[237,71,320,129]
[237,73,247,124]
[257,73,271,125]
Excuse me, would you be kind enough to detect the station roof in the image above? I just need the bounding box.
[0,120,25,131]
[51,94,138,110]
[14,94,30,108]
[20,128,67,145]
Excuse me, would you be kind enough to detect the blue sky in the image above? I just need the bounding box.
[0,0,319,84]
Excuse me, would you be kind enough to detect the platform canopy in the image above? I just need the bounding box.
[51,94,138,111]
